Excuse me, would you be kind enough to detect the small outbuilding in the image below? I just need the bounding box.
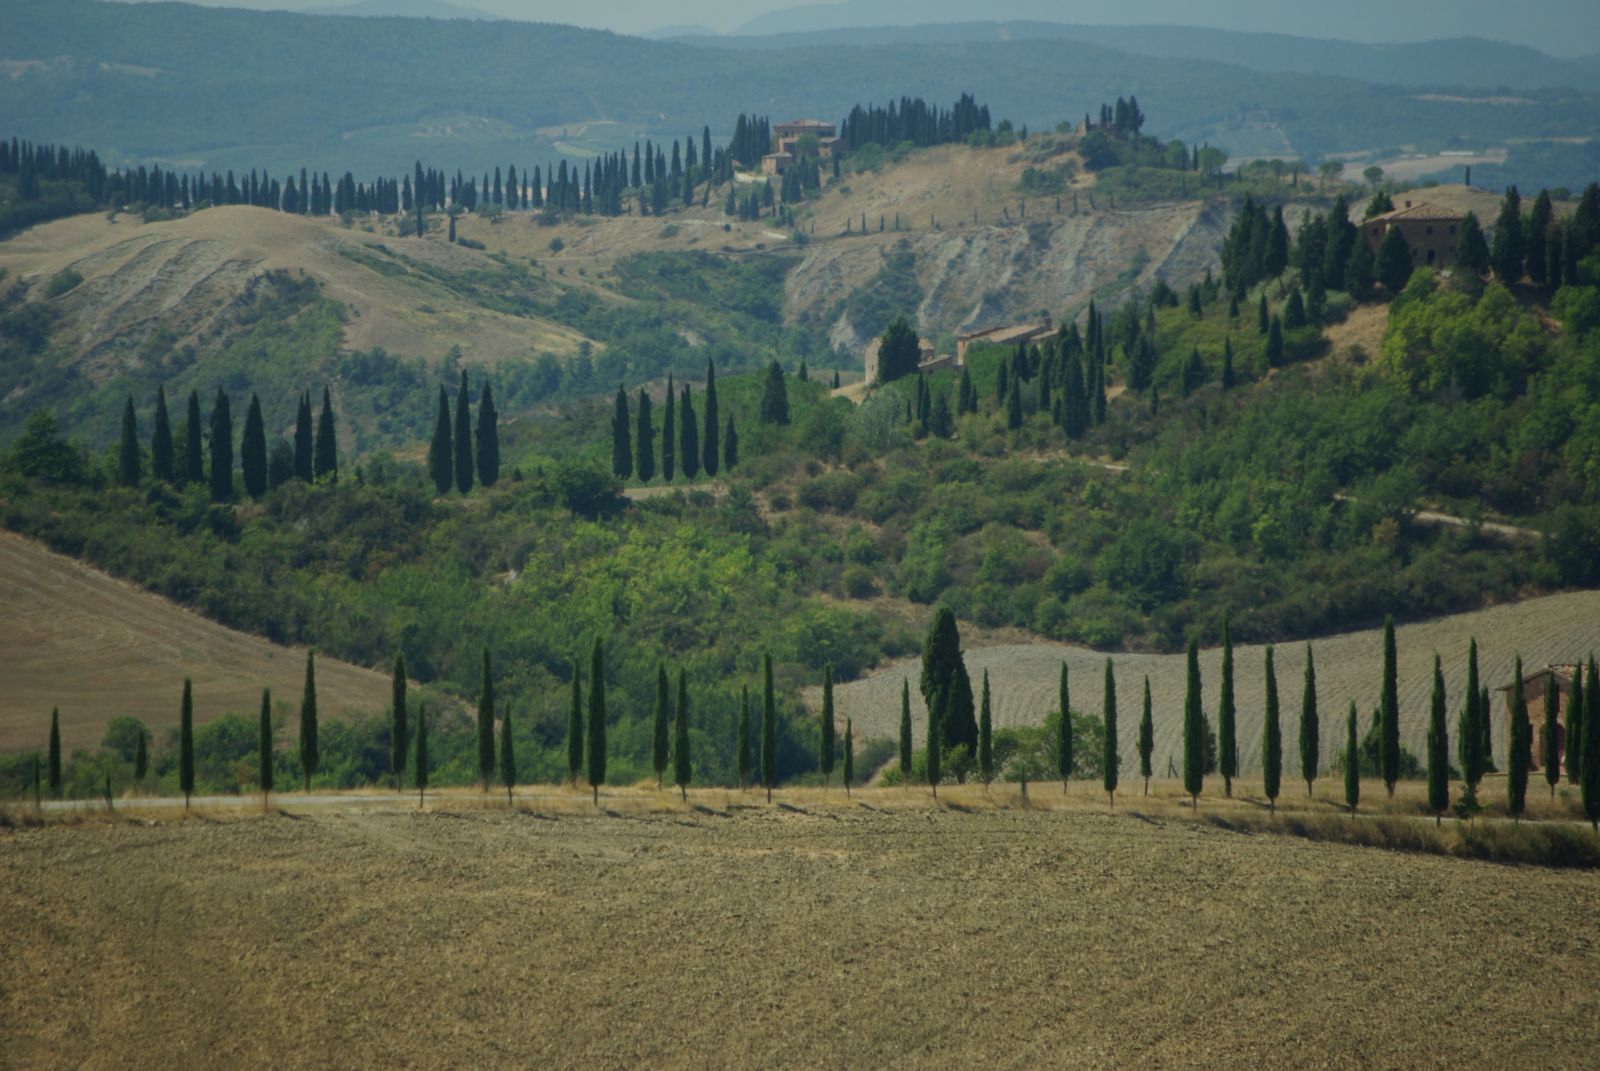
[1497,664,1579,772]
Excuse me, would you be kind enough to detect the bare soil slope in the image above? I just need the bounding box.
[3,802,1597,1069]
[826,590,1600,775]
[0,531,389,751]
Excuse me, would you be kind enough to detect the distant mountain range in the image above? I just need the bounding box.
[302,0,501,18]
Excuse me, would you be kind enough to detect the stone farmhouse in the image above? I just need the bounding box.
[956,316,1055,365]
[762,119,845,175]
[1497,663,1580,772]
[1363,201,1466,270]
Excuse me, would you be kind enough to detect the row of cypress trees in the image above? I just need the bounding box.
[116,386,337,500]
[428,371,500,495]
[610,358,736,483]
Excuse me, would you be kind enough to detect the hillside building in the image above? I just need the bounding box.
[1496,664,1579,772]
[955,316,1055,365]
[1363,201,1466,270]
[764,119,844,173]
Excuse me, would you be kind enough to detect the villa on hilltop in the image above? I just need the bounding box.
[1363,200,1466,269]
[762,119,844,175]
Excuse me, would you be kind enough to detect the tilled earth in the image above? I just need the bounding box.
[3,799,1598,1069]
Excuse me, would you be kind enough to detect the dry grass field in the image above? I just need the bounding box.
[3,785,1599,1069]
[0,531,391,752]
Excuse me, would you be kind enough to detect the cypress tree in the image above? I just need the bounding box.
[899,679,913,783]
[612,386,633,479]
[819,664,836,786]
[428,385,453,494]
[759,361,789,426]
[1481,685,1494,772]
[1508,655,1529,820]
[180,679,195,810]
[391,653,408,791]
[134,725,148,785]
[293,391,314,483]
[414,702,428,808]
[1183,636,1204,807]
[500,701,516,806]
[1376,226,1413,292]
[1221,338,1235,391]
[299,652,318,791]
[1461,638,1484,795]
[477,648,495,791]
[1301,643,1319,795]
[241,393,267,499]
[978,669,993,787]
[843,719,854,797]
[1344,702,1360,816]
[314,387,337,481]
[567,661,583,787]
[662,374,676,481]
[183,389,204,487]
[476,381,499,487]
[761,653,777,802]
[723,414,738,470]
[48,706,62,799]
[1265,315,1284,368]
[1568,660,1584,786]
[118,396,141,487]
[454,371,474,494]
[1454,212,1490,276]
[1006,378,1024,429]
[1219,616,1237,797]
[1263,646,1282,813]
[674,669,691,801]
[208,389,233,502]
[737,685,751,790]
[652,664,671,787]
[1257,293,1269,334]
[258,687,274,806]
[152,386,174,484]
[1103,658,1119,807]
[1138,677,1154,796]
[927,686,944,800]
[702,356,719,477]
[947,662,977,758]
[1427,654,1449,823]
[679,384,699,480]
[1057,661,1073,789]
[587,638,607,804]
[1543,673,1561,800]
[1380,614,1400,797]
[1582,657,1599,831]
[1490,186,1524,283]
[636,389,655,484]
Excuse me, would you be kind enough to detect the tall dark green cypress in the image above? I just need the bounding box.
[899,679,912,783]
[183,389,205,487]
[152,386,174,484]
[1300,643,1319,796]
[978,669,993,787]
[674,669,691,800]
[500,701,516,805]
[1582,657,1599,832]
[1380,614,1400,797]
[761,653,777,802]
[1480,684,1494,773]
[1568,660,1585,786]
[476,381,500,487]
[477,648,496,790]
[48,707,62,798]
[1462,638,1484,795]
[662,374,676,482]
[428,385,453,494]
[258,687,274,804]
[819,664,836,786]
[1138,677,1154,796]
[1544,673,1562,800]
[454,371,474,494]
[587,637,607,804]
[1057,661,1072,789]
[652,663,671,787]
[299,651,318,791]
[180,680,195,810]
[723,414,738,470]
[1183,636,1204,807]
[414,702,429,808]
[391,653,408,791]
[1263,647,1282,813]
[208,389,233,502]
[1218,616,1237,797]
[611,385,633,479]
[567,660,583,787]
[1427,654,1449,823]
[118,395,141,487]
[313,387,337,482]
[134,726,148,785]
[927,686,944,799]
[241,393,268,499]
[1103,658,1119,807]
[737,685,751,790]
[1006,378,1024,429]
[679,384,699,481]
[293,391,314,483]
[1344,702,1360,815]
[843,719,854,797]
[702,356,719,477]
[635,390,655,484]
[1507,655,1529,820]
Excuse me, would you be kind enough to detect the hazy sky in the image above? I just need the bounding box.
[114,0,1600,55]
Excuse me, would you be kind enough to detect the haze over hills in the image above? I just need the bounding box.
[302,0,502,17]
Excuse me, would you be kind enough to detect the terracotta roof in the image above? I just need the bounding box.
[1368,202,1467,224]
[776,119,836,131]
[959,322,1054,346]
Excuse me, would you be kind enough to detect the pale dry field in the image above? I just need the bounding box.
[826,590,1600,777]
[2,788,1598,1069]
[0,531,390,752]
